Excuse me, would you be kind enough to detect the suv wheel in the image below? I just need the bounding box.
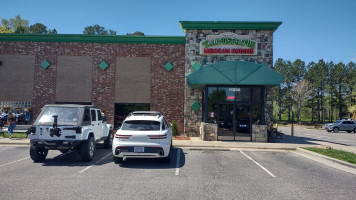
[354,128,356,133]
[333,127,339,133]
[113,156,123,164]
[347,131,352,133]
[104,130,114,149]
[30,145,48,162]
[80,137,95,162]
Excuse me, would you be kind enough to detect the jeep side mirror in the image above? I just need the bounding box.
[169,123,173,127]
[103,116,107,122]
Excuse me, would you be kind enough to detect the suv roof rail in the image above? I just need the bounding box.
[129,111,162,118]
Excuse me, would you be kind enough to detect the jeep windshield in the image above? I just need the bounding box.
[121,120,160,131]
[35,107,80,126]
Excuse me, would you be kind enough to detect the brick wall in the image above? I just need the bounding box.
[0,41,185,130]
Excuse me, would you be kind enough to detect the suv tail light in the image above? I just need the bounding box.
[148,134,167,139]
[115,134,132,139]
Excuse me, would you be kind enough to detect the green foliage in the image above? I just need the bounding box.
[171,121,178,137]
[304,147,356,165]
[126,31,145,36]
[1,15,29,32]
[29,23,48,34]
[83,24,116,35]
[274,58,356,123]
[0,25,12,33]
[1,15,57,34]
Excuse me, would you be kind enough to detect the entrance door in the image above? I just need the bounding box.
[235,104,250,141]
[217,104,234,140]
[217,103,251,141]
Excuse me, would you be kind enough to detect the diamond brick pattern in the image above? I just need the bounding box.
[164,62,174,71]
[99,61,109,70]
[191,101,200,111]
[192,62,201,70]
[41,60,51,69]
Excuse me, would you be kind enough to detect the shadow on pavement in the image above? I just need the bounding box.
[118,147,185,169]
[276,134,351,146]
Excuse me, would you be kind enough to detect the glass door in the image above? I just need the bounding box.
[235,103,251,141]
[217,104,234,140]
[217,103,251,141]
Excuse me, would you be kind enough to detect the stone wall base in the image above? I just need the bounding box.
[252,125,267,142]
[200,122,218,141]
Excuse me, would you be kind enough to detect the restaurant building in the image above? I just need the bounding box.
[0,21,283,142]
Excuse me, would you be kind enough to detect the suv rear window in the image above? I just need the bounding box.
[36,107,80,125]
[121,120,160,131]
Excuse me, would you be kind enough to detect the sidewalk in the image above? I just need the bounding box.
[1,135,356,154]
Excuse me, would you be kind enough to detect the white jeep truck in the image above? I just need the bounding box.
[27,104,113,162]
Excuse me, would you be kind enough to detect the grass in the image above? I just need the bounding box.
[304,147,356,165]
[0,132,28,138]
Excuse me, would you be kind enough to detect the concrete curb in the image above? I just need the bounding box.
[296,147,356,169]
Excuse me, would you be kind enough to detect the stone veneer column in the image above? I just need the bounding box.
[184,29,275,136]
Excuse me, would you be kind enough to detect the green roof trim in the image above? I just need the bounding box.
[0,34,186,44]
[180,21,282,31]
[187,61,284,89]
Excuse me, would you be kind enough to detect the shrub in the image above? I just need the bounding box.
[171,121,178,137]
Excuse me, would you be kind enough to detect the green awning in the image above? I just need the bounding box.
[187,61,284,89]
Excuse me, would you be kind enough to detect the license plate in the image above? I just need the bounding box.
[134,147,144,152]
[27,134,38,140]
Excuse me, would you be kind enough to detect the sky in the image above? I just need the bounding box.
[1,0,355,65]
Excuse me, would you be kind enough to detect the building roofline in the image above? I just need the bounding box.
[180,21,282,32]
[0,34,186,44]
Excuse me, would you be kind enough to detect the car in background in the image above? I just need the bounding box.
[112,111,172,164]
[237,119,250,133]
[324,120,356,133]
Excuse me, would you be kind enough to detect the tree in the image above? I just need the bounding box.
[48,28,57,34]
[293,80,313,123]
[273,58,288,121]
[83,24,116,35]
[0,25,12,33]
[1,15,29,32]
[29,23,48,34]
[126,31,144,36]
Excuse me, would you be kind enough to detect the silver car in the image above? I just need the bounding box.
[324,120,356,133]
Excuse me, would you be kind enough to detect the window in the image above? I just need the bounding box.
[161,119,166,130]
[97,110,103,121]
[121,120,160,131]
[91,110,97,121]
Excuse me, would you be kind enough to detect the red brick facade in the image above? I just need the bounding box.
[0,41,185,130]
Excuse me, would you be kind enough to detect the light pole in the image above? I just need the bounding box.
[291,106,294,136]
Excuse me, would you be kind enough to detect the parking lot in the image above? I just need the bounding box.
[1,144,356,200]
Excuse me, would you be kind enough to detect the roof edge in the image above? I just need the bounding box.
[180,21,282,32]
[0,34,186,44]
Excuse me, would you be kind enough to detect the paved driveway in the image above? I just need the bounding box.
[1,145,356,199]
[278,126,356,148]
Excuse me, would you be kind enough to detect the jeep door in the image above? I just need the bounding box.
[90,109,102,140]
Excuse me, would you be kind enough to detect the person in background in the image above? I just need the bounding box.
[7,112,16,139]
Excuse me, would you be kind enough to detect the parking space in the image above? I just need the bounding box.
[1,146,356,199]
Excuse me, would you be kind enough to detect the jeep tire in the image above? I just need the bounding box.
[30,145,48,162]
[80,137,95,162]
[104,130,114,149]
[333,127,339,133]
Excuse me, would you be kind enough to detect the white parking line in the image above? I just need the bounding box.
[175,149,181,176]
[0,156,30,168]
[79,153,112,174]
[239,150,276,178]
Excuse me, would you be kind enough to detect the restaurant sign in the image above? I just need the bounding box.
[200,32,257,55]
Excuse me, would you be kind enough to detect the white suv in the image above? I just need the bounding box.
[112,111,172,164]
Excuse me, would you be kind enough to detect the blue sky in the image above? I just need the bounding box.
[1,0,355,64]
